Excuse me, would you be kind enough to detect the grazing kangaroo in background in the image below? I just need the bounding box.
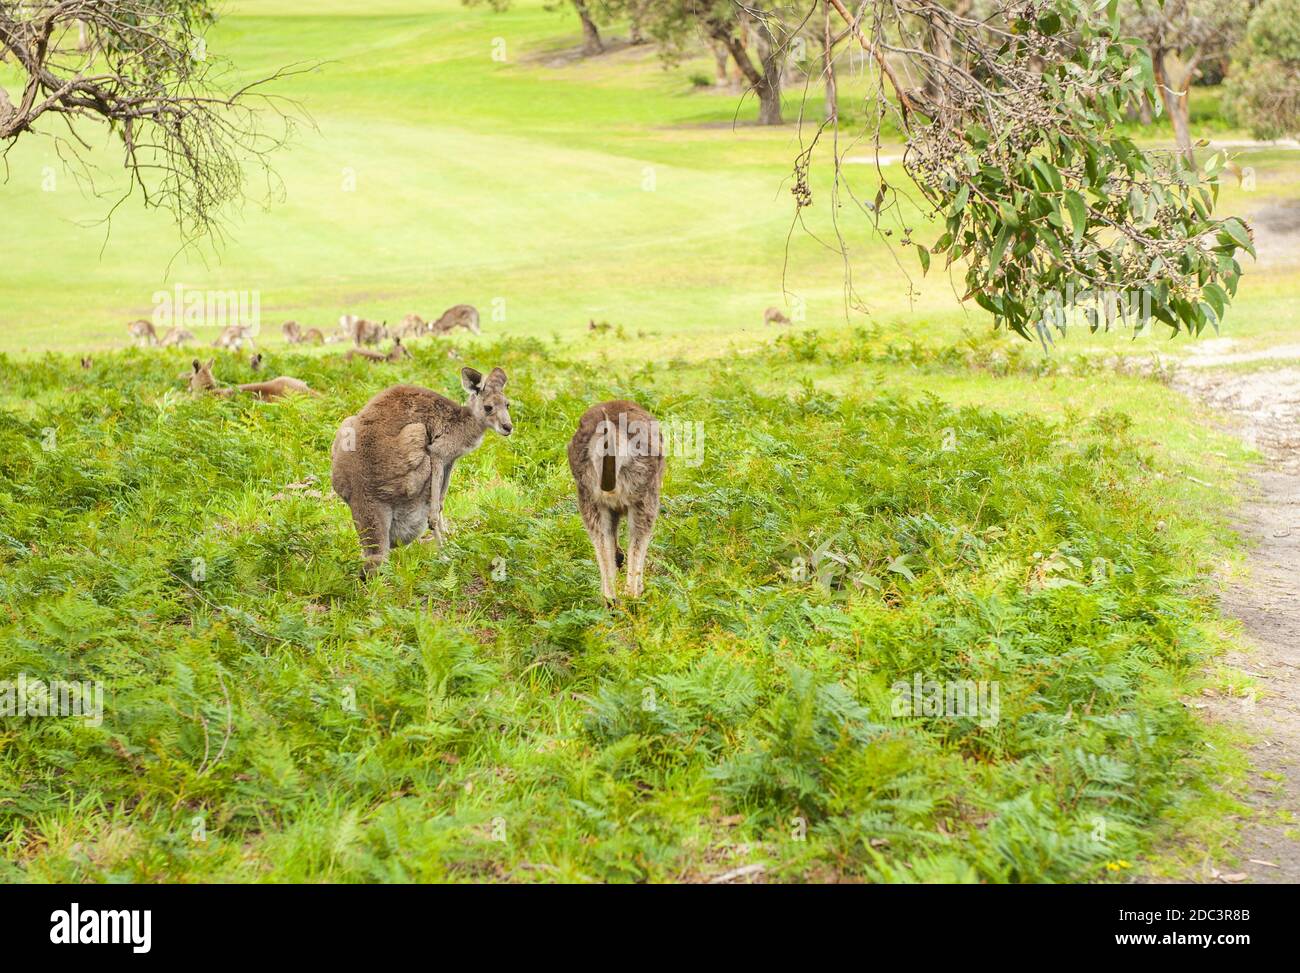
[763,306,791,326]
[159,326,194,347]
[345,338,412,363]
[431,304,481,335]
[127,319,157,347]
[214,324,255,350]
[303,327,325,344]
[567,400,665,602]
[282,321,304,344]
[188,358,315,400]
[397,313,427,337]
[355,319,387,346]
[330,366,512,575]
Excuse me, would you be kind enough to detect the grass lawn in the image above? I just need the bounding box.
[0,0,1290,882]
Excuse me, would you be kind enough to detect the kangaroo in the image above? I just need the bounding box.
[214,324,255,350]
[127,319,157,347]
[80,356,93,370]
[345,338,412,363]
[763,306,791,326]
[397,313,427,337]
[430,304,481,335]
[249,352,264,371]
[330,366,512,575]
[159,326,195,347]
[567,400,665,602]
[355,318,387,346]
[282,321,303,344]
[188,358,315,400]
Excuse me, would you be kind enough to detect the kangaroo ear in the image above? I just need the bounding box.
[206,358,215,370]
[461,366,484,393]
[192,359,201,372]
[488,366,507,389]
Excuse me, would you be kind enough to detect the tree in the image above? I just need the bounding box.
[644,1,801,124]
[1124,0,1250,161]
[1226,0,1300,140]
[573,0,604,54]
[792,0,1254,340]
[0,0,300,239]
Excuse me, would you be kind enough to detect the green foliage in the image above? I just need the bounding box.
[908,0,1253,340]
[1225,0,1300,141]
[0,339,1235,881]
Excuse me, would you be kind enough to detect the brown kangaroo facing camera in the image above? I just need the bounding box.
[567,400,665,602]
[330,367,512,575]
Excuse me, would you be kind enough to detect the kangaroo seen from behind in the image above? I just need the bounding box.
[568,400,665,602]
[330,367,512,575]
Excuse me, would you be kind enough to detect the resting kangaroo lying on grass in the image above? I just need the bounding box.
[568,400,665,602]
[187,358,316,400]
[330,367,512,575]
[344,338,412,363]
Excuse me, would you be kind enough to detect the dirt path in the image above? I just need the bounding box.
[1172,362,1300,883]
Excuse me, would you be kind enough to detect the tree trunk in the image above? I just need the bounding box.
[714,22,783,124]
[572,0,603,56]
[1138,92,1154,124]
[731,30,747,85]
[629,3,646,45]
[923,12,951,103]
[753,24,784,125]
[1152,47,1194,163]
[711,41,730,86]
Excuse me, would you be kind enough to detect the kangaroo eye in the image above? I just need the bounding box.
[484,405,494,414]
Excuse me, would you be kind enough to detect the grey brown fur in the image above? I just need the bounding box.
[188,358,315,400]
[159,326,194,347]
[344,338,411,363]
[330,366,512,575]
[567,400,665,601]
[127,319,157,347]
[431,304,481,335]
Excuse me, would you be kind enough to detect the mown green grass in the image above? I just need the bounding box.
[0,0,1279,363]
[0,336,1249,882]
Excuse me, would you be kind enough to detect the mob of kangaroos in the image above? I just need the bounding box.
[330,366,513,576]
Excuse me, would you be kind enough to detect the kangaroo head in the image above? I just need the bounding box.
[189,358,217,393]
[390,338,412,361]
[462,366,512,437]
[250,353,263,370]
